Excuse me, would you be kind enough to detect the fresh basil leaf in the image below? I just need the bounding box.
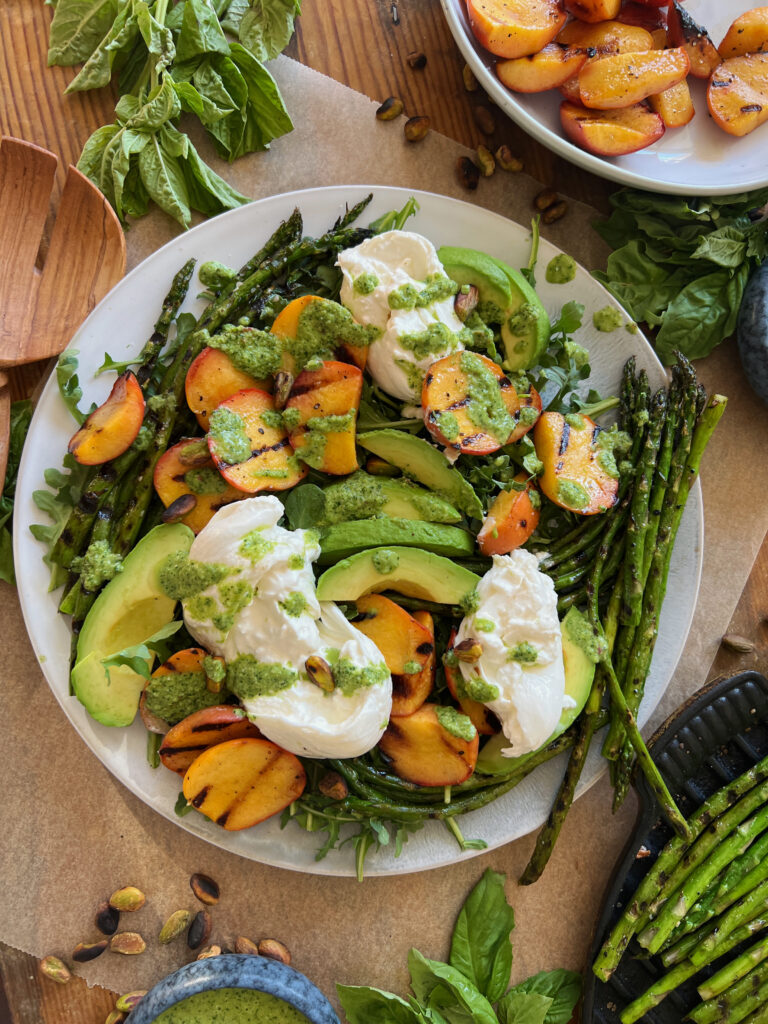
[497,991,553,1024]
[336,985,426,1024]
[77,123,122,206]
[228,42,293,154]
[510,969,581,1024]
[126,76,181,131]
[48,0,120,66]
[655,265,749,364]
[408,950,498,1024]
[56,350,86,424]
[691,225,748,269]
[112,127,149,218]
[236,0,300,62]
[449,868,515,1004]
[0,401,33,585]
[177,131,251,214]
[177,0,230,61]
[137,133,191,228]
[135,0,175,73]
[221,0,249,34]
[66,0,140,92]
[745,220,768,263]
[592,241,689,323]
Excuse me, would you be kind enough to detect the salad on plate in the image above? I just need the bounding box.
[27,192,723,878]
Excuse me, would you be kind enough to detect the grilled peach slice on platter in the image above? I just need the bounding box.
[649,79,695,128]
[159,706,262,776]
[577,47,690,109]
[564,0,621,24]
[667,0,721,78]
[560,100,665,155]
[444,632,499,737]
[154,438,243,533]
[466,0,567,59]
[557,19,654,53]
[477,474,540,556]
[378,703,480,786]
[496,43,588,92]
[272,294,367,372]
[616,2,668,33]
[185,346,268,431]
[68,371,145,465]
[708,54,768,137]
[533,410,619,514]
[351,593,433,676]
[391,610,436,717]
[284,360,363,475]
[207,388,306,493]
[182,737,306,830]
[719,8,768,59]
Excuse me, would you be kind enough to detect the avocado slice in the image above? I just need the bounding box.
[318,519,475,563]
[323,472,462,525]
[316,546,480,604]
[356,430,483,520]
[438,246,550,372]
[475,606,597,774]
[71,523,194,727]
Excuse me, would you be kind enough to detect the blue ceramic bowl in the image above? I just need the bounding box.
[129,954,340,1024]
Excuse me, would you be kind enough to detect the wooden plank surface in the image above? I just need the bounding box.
[1,1,766,1021]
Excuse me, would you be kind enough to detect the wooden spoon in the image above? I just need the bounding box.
[0,136,126,497]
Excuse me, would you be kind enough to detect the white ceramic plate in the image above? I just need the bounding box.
[14,186,703,876]
[440,0,767,195]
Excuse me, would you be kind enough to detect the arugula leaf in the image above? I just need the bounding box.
[30,454,92,578]
[95,352,141,376]
[408,950,498,1024]
[336,985,426,1024]
[100,619,184,679]
[56,350,87,424]
[449,868,515,1004]
[507,969,581,1024]
[497,991,553,1024]
[0,401,33,585]
[47,0,120,66]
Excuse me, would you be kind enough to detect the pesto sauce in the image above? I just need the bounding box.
[460,588,480,615]
[208,324,282,380]
[203,655,226,683]
[260,409,284,429]
[387,274,458,311]
[595,426,632,481]
[394,357,425,396]
[280,592,307,617]
[506,303,537,337]
[475,617,496,633]
[227,656,297,699]
[435,411,460,442]
[70,539,123,590]
[545,254,577,284]
[436,705,477,741]
[208,407,252,466]
[198,260,236,290]
[287,299,380,370]
[281,407,301,431]
[399,321,466,361]
[460,350,514,443]
[592,306,623,333]
[564,610,607,663]
[185,467,228,495]
[159,551,236,601]
[564,413,586,431]
[239,528,276,564]
[402,660,421,675]
[151,987,310,1024]
[507,641,539,664]
[323,472,386,524]
[556,479,590,512]
[332,658,388,697]
[463,310,495,351]
[372,548,399,574]
[144,670,224,725]
[476,300,504,324]
[213,580,254,632]
[295,430,327,469]
[354,271,379,294]
[464,675,499,702]
[305,412,355,433]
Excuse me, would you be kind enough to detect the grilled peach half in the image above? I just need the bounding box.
[708,54,768,137]
[159,706,262,776]
[719,9,768,59]
[560,100,665,155]
[68,371,145,466]
[466,0,567,59]
[557,19,654,53]
[577,47,690,109]
[378,703,479,786]
[284,360,363,475]
[391,610,436,717]
[444,632,500,737]
[533,410,618,514]
[496,43,588,92]
[352,594,433,677]
[154,438,243,534]
[564,0,621,24]
[183,738,306,830]
[185,347,268,431]
[477,475,540,555]
[667,1,720,78]
[649,79,695,128]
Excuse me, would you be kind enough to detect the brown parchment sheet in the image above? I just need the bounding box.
[2,55,768,1008]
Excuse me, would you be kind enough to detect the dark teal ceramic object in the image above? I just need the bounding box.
[129,954,340,1024]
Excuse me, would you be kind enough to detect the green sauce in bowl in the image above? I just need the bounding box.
[153,987,311,1023]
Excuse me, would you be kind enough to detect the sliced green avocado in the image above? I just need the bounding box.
[356,430,482,520]
[318,519,475,564]
[323,472,462,525]
[475,606,597,775]
[438,245,550,372]
[71,523,194,727]
[316,546,480,604]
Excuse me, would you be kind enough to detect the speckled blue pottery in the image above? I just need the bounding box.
[129,954,340,1024]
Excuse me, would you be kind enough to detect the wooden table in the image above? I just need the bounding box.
[1,1,766,1020]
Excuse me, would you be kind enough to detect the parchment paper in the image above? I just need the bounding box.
[2,56,768,1008]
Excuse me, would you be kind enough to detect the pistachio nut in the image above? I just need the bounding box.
[72,940,108,963]
[476,145,495,178]
[234,935,261,956]
[258,938,291,965]
[456,157,480,192]
[376,97,404,121]
[722,633,755,654]
[95,901,120,936]
[305,655,335,692]
[495,145,523,173]
[273,370,294,411]
[534,188,559,212]
[196,945,222,960]
[318,770,349,801]
[454,638,483,663]
[40,955,72,984]
[178,439,211,468]
[116,991,147,1012]
[187,910,212,951]
[462,63,478,92]
[190,872,220,905]
[110,932,146,955]
[473,105,496,135]
[404,116,430,143]
[161,494,197,524]
[104,1012,126,1024]
[159,909,192,944]
[407,50,427,69]
[542,201,568,225]
[109,886,146,913]
[454,285,479,323]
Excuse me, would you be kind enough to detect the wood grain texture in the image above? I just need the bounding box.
[0,1,765,1021]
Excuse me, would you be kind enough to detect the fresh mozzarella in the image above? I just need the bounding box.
[337,230,466,402]
[455,550,572,758]
[181,496,391,758]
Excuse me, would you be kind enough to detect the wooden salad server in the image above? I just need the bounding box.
[0,135,126,494]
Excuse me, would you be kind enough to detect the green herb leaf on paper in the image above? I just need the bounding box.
[497,991,554,1024]
[408,949,498,1024]
[506,969,582,1024]
[449,868,515,1004]
[336,985,427,1024]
